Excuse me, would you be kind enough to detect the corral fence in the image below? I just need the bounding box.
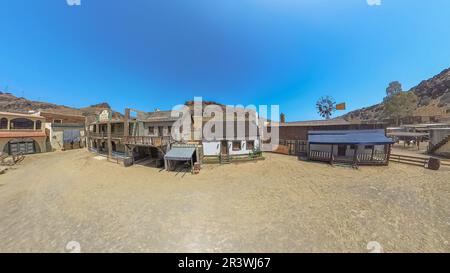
[390,153,450,169]
[277,140,308,155]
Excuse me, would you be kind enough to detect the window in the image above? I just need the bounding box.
[148,126,155,135]
[232,141,241,151]
[53,119,62,124]
[246,140,254,150]
[35,120,42,130]
[10,118,34,130]
[365,145,374,150]
[168,126,172,134]
[350,144,357,150]
[0,118,7,129]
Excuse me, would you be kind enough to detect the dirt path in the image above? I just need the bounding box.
[0,150,449,252]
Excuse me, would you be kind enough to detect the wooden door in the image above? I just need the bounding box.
[221,141,228,155]
[337,145,346,156]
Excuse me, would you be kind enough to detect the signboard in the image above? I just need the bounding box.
[98,110,111,122]
[336,103,346,111]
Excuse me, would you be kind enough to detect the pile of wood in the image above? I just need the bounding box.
[0,152,25,167]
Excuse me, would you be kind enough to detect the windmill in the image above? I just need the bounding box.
[316,96,336,120]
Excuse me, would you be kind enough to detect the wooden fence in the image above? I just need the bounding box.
[278,140,308,155]
[390,153,450,168]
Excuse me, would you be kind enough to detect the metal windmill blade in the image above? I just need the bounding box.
[316,96,336,120]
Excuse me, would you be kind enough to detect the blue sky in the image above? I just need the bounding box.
[1,0,450,121]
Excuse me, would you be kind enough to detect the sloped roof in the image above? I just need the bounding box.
[138,110,181,122]
[308,130,394,145]
[280,119,354,127]
[164,147,196,161]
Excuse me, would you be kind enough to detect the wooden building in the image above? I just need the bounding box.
[272,119,386,155]
[308,129,394,167]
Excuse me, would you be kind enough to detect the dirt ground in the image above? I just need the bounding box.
[0,150,449,253]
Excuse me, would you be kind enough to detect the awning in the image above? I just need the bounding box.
[164,147,196,161]
[308,130,395,145]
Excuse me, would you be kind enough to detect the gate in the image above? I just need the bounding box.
[9,140,35,155]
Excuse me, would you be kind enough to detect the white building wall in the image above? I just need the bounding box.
[203,139,261,156]
[203,141,221,156]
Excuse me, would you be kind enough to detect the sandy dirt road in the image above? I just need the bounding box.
[0,150,449,252]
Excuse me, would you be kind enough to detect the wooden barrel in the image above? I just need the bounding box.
[123,157,134,167]
[428,157,441,170]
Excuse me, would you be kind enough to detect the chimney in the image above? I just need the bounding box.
[280,113,286,124]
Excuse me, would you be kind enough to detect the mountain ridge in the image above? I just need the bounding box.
[0,91,118,118]
[340,67,450,122]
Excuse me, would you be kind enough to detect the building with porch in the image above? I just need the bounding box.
[308,129,394,167]
[0,111,47,155]
[87,108,189,167]
[87,109,128,158]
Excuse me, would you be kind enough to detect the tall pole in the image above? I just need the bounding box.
[107,121,112,160]
[124,108,130,158]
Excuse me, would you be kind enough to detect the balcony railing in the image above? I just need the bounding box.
[89,132,124,138]
[122,136,171,147]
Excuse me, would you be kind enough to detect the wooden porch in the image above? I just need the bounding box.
[309,146,391,167]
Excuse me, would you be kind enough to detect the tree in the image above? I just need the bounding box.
[386,81,403,97]
[383,91,418,125]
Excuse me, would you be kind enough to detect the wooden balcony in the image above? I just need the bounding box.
[122,136,171,147]
[89,132,124,139]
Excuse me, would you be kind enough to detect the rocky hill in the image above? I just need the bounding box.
[0,92,120,118]
[341,67,450,122]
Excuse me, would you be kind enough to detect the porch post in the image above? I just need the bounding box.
[386,144,392,165]
[371,145,375,161]
[124,108,130,157]
[107,121,112,160]
[330,144,334,165]
[353,145,359,166]
[86,122,91,150]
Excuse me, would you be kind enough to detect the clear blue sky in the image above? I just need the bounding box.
[1,0,450,121]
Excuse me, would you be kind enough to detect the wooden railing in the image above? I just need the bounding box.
[310,150,389,166]
[357,152,388,163]
[122,136,171,147]
[309,150,332,162]
[89,132,124,138]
